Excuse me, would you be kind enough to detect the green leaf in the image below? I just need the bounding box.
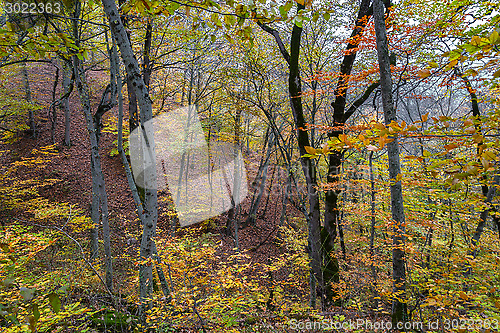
[33,304,40,322]
[312,12,319,23]
[462,43,480,54]
[48,293,61,313]
[20,287,36,301]
[224,15,236,27]
[294,16,303,28]
[279,5,287,18]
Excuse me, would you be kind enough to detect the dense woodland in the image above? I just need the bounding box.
[0,0,500,331]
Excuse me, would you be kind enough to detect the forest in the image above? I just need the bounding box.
[0,0,499,331]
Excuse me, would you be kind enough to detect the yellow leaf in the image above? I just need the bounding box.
[421,113,429,122]
[304,146,316,155]
[490,30,500,44]
[493,69,500,78]
[482,151,497,161]
[471,35,482,46]
[379,136,387,149]
[481,157,490,169]
[424,297,437,306]
[338,134,347,142]
[459,291,468,301]
[448,59,458,69]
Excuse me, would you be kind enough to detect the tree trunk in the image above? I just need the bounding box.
[101,0,158,321]
[227,107,242,250]
[118,0,139,134]
[324,0,376,307]
[21,62,35,137]
[62,61,72,146]
[72,0,113,292]
[373,0,407,324]
[369,151,378,309]
[142,18,153,88]
[246,129,273,226]
[288,6,324,309]
[50,64,60,144]
[258,3,323,308]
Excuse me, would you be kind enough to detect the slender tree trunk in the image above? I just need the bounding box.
[142,18,153,89]
[232,108,242,249]
[373,0,407,324]
[21,62,35,137]
[246,130,273,226]
[102,0,158,321]
[259,4,323,307]
[50,65,60,144]
[467,175,500,266]
[287,6,324,309]
[118,0,139,134]
[369,151,378,308]
[62,61,72,146]
[323,0,376,307]
[72,0,113,292]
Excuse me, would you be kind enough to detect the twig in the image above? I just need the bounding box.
[15,217,115,298]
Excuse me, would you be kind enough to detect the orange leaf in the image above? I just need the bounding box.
[417,69,431,78]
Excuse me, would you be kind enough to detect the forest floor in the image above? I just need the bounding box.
[3,62,293,264]
[1,63,392,332]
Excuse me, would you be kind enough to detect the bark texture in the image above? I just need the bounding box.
[373,0,407,324]
[101,0,159,319]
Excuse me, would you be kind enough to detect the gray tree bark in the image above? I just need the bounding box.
[373,0,407,324]
[72,0,113,291]
[21,62,35,137]
[101,0,158,319]
[62,61,72,146]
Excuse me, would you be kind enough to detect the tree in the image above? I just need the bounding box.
[71,0,113,292]
[101,0,159,320]
[373,0,407,323]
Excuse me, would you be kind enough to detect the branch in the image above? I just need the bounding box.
[15,218,115,298]
[256,21,290,65]
[344,81,380,121]
[0,59,53,69]
[331,0,374,123]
